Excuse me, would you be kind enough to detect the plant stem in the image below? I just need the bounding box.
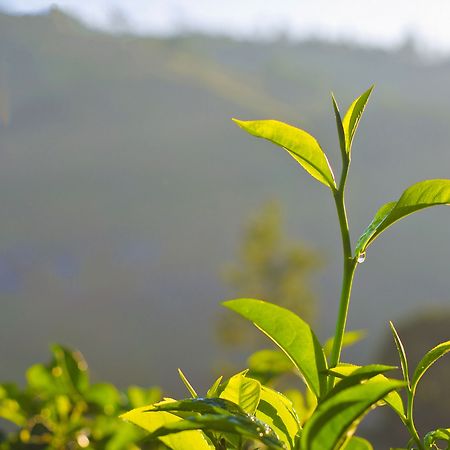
[329,239,357,371]
[406,389,424,450]
[329,153,357,379]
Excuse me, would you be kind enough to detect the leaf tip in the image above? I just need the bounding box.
[365,84,375,99]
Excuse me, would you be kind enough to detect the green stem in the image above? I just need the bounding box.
[329,241,357,371]
[328,153,357,381]
[406,389,424,450]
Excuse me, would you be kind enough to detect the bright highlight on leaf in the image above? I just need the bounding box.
[232,119,336,189]
[356,179,450,254]
[223,298,328,399]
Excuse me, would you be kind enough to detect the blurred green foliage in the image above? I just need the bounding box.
[217,201,321,348]
[0,344,163,449]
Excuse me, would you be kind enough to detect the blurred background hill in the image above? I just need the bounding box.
[0,7,449,406]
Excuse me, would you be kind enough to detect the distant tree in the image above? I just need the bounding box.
[217,200,321,349]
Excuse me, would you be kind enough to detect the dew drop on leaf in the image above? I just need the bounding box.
[357,252,366,263]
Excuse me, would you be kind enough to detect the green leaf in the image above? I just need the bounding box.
[389,321,410,388]
[219,372,261,414]
[178,368,198,398]
[323,330,366,358]
[256,385,301,450]
[411,341,450,394]
[326,364,397,385]
[331,93,346,159]
[206,376,223,398]
[120,400,212,450]
[232,119,336,189]
[355,202,396,255]
[0,384,27,426]
[424,428,450,449]
[145,397,284,448]
[342,436,374,450]
[50,344,89,394]
[26,363,56,394]
[148,397,246,417]
[85,383,121,413]
[342,86,374,156]
[301,379,404,450]
[147,413,285,450]
[223,299,328,399]
[127,385,162,408]
[326,364,405,420]
[104,422,144,450]
[248,349,294,383]
[356,179,450,254]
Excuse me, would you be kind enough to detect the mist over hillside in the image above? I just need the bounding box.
[0,9,449,394]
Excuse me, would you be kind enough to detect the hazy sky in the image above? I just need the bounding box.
[3,0,450,51]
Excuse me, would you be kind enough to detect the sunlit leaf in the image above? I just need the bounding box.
[148,397,245,417]
[301,379,404,450]
[355,202,396,254]
[127,386,162,409]
[342,86,373,156]
[219,372,261,414]
[389,322,410,388]
[326,364,397,384]
[120,400,212,450]
[144,396,284,449]
[323,330,366,358]
[147,413,285,450]
[283,388,315,427]
[223,299,327,399]
[232,119,336,189]
[356,179,450,254]
[411,341,450,394]
[342,436,374,450]
[326,364,405,420]
[206,376,223,398]
[178,368,198,398]
[331,93,346,159]
[248,349,294,383]
[256,385,301,449]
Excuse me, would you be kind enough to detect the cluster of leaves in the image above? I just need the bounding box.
[0,344,163,449]
[121,87,450,449]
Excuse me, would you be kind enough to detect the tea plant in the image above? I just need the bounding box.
[0,344,163,449]
[122,88,450,450]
